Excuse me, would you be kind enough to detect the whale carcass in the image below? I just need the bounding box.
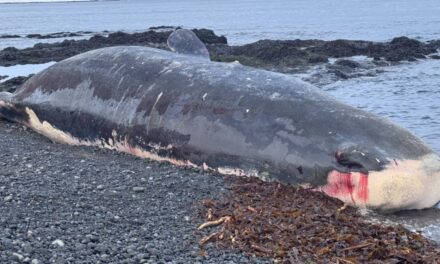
[1,29,439,211]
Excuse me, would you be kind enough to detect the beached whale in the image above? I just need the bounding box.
[1,29,439,211]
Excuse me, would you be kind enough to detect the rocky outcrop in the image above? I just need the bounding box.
[0,28,227,66]
[26,32,84,39]
[0,28,439,85]
[211,36,440,70]
[0,34,21,39]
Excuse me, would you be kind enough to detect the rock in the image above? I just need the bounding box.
[96,185,104,190]
[0,34,21,39]
[149,26,180,31]
[51,239,65,247]
[430,54,440,59]
[0,238,14,250]
[31,259,40,264]
[192,28,227,45]
[385,36,434,61]
[308,54,328,63]
[0,28,226,67]
[26,32,83,39]
[332,69,349,79]
[4,195,13,202]
[12,253,24,262]
[390,36,422,49]
[85,234,99,242]
[335,59,361,68]
[26,34,42,39]
[132,187,146,192]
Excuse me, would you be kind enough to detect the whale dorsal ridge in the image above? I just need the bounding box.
[167,29,210,60]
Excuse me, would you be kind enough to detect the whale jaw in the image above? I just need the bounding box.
[320,154,440,211]
[318,171,369,207]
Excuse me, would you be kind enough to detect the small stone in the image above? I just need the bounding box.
[132,187,145,192]
[4,195,13,202]
[85,234,99,242]
[31,259,40,264]
[51,239,65,247]
[12,253,24,261]
[96,185,104,190]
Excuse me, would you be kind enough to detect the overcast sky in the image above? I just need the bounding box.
[0,0,93,3]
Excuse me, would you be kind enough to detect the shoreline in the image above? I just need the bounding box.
[1,27,440,262]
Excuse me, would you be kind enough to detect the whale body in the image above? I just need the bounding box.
[1,30,439,211]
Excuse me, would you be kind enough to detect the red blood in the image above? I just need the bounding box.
[356,173,368,203]
[320,171,369,205]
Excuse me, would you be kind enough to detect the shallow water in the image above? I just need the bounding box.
[1,0,440,244]
[321,58,440,154]
[0,62,55,82]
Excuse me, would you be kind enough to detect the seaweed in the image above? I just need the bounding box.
[198,176,440,263]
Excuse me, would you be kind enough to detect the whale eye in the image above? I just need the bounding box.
[335,148,385,173]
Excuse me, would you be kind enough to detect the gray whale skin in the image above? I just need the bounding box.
[1,29,440,211]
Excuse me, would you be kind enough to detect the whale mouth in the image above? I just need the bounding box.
[317,170,369,206]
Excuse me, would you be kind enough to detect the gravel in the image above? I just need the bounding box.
[0,119,270,263]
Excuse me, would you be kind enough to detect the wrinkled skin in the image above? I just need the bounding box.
[1,31,440,211]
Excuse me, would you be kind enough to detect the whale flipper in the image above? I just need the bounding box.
[167,29,210,60]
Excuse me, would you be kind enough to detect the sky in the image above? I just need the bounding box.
[0,0,93,3]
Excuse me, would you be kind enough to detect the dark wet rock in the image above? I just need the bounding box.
[326,62,361,80]
[0,75,33,93]
[227,40,310,67]
[304,36,439,62]
[26,32,84,39]
[307,39,374,58]
[0,34,21,39]
[331,69,349,79]
[384,36,429,61]
[372,59,390,66]
[26,34,42,39]
[335,59,361,68]
[0,75,7,81]
[307,54,329,63]
[149,25,180,31]
[430,54,440,59]
[212,37,440,73]
[192,29,227,45]
[0,28,227,66]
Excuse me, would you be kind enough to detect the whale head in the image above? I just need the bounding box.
[319,150,440,211]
